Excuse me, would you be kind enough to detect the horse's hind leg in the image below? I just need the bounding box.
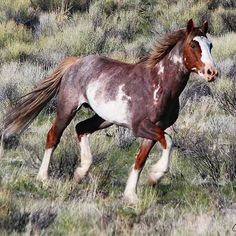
[74,114,112,183]
[36,102,78,181]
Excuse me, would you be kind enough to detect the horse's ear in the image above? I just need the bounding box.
[187,19,194,34]
[202,20,208,34]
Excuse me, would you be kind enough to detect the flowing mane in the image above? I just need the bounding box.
[143,29,186,68]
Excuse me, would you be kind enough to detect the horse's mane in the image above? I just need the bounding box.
[140,29,187,68]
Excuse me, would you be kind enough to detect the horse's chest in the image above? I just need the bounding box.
[148,88,180,127]
[157,99,180,128]
[86,82,131,126]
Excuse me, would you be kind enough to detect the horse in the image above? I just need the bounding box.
[3,19,219,203]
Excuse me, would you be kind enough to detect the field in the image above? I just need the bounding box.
[0,0,236,235]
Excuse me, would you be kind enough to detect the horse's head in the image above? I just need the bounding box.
[183,19,219,82]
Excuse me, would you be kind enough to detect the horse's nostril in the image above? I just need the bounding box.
[207,69,212,75]
[215,71,218,77]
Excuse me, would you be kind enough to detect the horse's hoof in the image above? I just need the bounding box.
[36,174,48,182]
[148,174,161,187]
[73,171,83,184]
[123,192,139,204]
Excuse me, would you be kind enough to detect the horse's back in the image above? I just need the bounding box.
[59,55,149,128]
[78,56,135,126]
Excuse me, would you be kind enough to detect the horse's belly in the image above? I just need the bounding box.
[86,81,131,126]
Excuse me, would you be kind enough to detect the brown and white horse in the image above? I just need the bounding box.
[3,19,218,203]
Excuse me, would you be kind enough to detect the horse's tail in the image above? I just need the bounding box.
[3,56,78,137]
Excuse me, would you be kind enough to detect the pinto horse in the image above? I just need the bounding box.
[3,19,218,203]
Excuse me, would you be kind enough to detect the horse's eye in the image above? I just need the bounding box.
[191,43,196,49]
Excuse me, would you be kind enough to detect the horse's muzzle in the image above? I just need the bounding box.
[204,64,219,82]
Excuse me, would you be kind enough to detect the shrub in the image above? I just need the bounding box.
[108,9,150,41]
[0,0,38,28]
[212,78,236,116]
[30,208,57,235]
[31,0,92,12]
[89,0,152,41]
[0,21,32,48]
[0,62,47,106]
[0,21,33,62]
[220,0,236,9]
[153,0,208,35]
[1,41,33,62]
[38,18,111,56]
[179,76,212,110]
[211,32,236,61]
[124,37,150,61]
[173,96,236,183]
[210,7,236,35]
[36,12,61,37]
[220,9,236,32]
[0,187,30,234]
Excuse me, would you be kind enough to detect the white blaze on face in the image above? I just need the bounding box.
[87,82,130,126]
[193,36,215,67]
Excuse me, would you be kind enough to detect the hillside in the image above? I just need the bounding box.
[0,0,236,235]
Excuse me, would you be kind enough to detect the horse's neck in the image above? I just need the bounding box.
[155,41,190,98]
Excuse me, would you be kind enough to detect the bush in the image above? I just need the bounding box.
[0,21,33,62]
[0,0,38,28]
[0,187,30,234]
[31,0,92,12]
[36,12,61,37]
[0,21,32,48]
[211,32,236,61]
[212,78,236,116]
[210,7,236,35]
[173,95,236,183]
[153,0,208,35]
[37,16,127,57]
[0,62,46,106]
[1,41,33,62]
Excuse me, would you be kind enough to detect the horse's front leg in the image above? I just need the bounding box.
[148,133,173,185]
[124,139,155,204]
[133,119,173,186]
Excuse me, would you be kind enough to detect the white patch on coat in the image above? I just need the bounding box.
[77,95,87,110]
[153,84,160,101]
[124,166,139,203]
[193,36,215,67]
[37,148,54,181]
[87,81,130,125]
[158,63,164,75]
[148,134,173,184]
[171,54,183,64]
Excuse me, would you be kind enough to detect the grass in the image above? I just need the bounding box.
[0,0,235,235]
[211,32,236,61]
